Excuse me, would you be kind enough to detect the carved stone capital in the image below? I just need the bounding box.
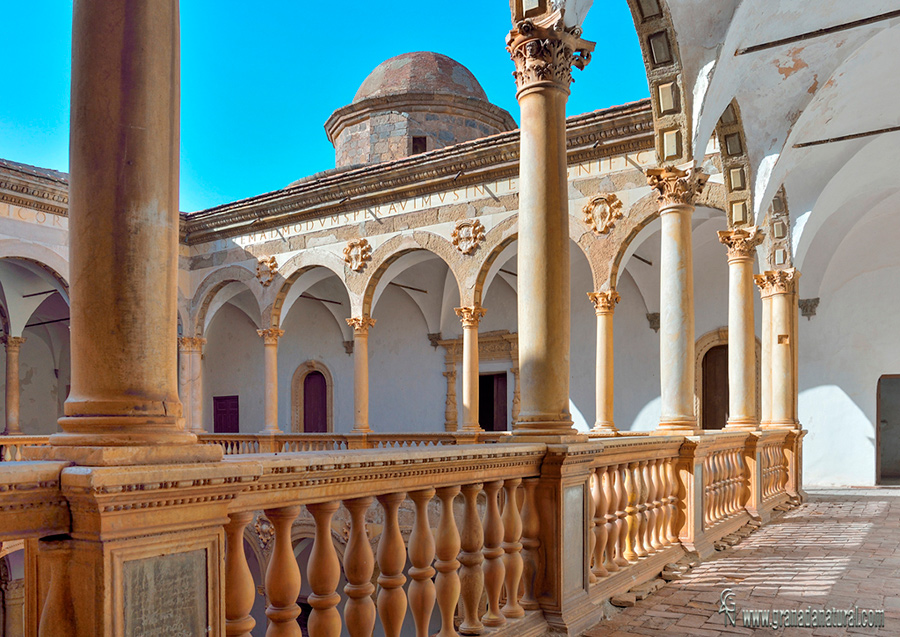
[582,193,623,235]
[646,166,708,208]
[455,305,487,328]
[346,316,376,335]
[755,268,799,296]
[256,255,278,287]
[343,238,372,272]
[587,291,620,315]
[257,328,285,344]
[718,226,764,260]
[0,336,26,351]
[177,336,207,352]
[507,13,594,95]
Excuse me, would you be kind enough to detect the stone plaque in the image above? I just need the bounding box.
[123,548,208,637]
[563,485,586,593]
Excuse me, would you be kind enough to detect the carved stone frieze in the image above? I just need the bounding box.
[257,328,285,345]
[256,256,278,287]
[343,238,372,272]
[582,193,623,235]
[717,226,764,260]
[451,219,486,255]
[455,305,487,328]
[177,336,207,352]
[587,290,620,315]
[507,14,594,94]
[646,166,708,208]
[346,316,376,335]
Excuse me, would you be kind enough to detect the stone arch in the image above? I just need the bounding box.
[603,191,661,292]
[0,240,69,288]
[470,215,518,307]
[694,327,761,430]
[291,360,334,433]
[268,250,350,329]
[190,265,261,337]
[358,231,463,318]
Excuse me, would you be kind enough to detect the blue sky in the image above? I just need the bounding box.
[0,2,648,212]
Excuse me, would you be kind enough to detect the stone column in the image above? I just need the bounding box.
[455,305,486,432]
[648,167,708,434]
[38,0,218,463]
[765,269,799,428]
[257,328,284,434]
[588,291,619,433]
[755,277,773,427]
[346,316,376,432]
[177,337,206,433]
[508,15,593,436]
[2,336,25,435]
[718,227,764,430]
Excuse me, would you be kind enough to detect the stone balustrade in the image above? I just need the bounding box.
[198,431,509,453]
[0,429,803,635]
[0,436,50,462]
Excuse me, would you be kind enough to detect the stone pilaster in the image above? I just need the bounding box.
[508,14,593,438]
[257,328,284,434]
[177,337,206,433]
[2,336,26,435]
[587,291,619,433]
[718,227,764,430]
[346,316,376,433]
[648,166,708,434]
[455,305,487,432]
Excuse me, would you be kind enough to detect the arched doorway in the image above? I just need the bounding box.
[701,344,728,431]
[292,362,333,433]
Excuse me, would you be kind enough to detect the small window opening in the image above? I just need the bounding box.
[412,136,427,154]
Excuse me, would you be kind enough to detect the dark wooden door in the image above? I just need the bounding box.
[213,395,239,433]
[479,372,508,432]
[878,375,900,481]
[702,345,728,430]
[303,371,328,433]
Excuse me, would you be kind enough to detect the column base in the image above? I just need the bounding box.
[725,419,759,431]
[513,418,577,437]
[27,429,223,465]
[591,422,619,435]
[656,419,700,435]
[760,420,796,430]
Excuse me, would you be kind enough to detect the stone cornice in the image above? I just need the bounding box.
[183,100,654,245]
[0,164,69,217]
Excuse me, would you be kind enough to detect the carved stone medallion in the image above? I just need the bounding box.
[582,193,623,235]
[343,239,372,272]
[256,255,278,287]
[451,219,486,255]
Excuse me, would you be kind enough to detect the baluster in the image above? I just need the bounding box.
[264,506,303,636]
[602,467,619,572]
[519,478,540,610]
[376,493,408,637]
[342,497,376,637]
[501,478,524,618]
[435,486,461,637]
[307,502,341,637]
[592,467,608,578]
[654,460,668,548]
[646,460,662,551]
[730,450,740,513]
[482,480,506,627]
[633,462,648,558]
[38,537,75,636]
[459,483,485,635]
[642,460,657,552]
[409,489,436,637]
[704,456,714,525]
[666,459,679,543]
[224,511,256,637]
[587,472,597,584]
[709,454,720,523]
[725,451,736,515]
[614,464,630,566]
[624,462,638,562]
[719,452,728,518]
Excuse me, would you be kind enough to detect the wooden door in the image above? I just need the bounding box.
[213,395,239,433]
[478,372,509,432]
[701,345,728,430]
[878,375,900,482]
[303,371,328,433]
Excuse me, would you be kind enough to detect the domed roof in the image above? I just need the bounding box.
[353,52,489,104]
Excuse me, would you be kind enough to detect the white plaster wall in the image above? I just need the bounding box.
[369,285,446,433]
[203,302,265,432]
[0,332,66,434]
[569,247,596,432]
[277,296,354,432]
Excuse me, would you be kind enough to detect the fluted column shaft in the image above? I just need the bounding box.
[588,292,619,432]
[719,228,763,429]
[347,316,375,432]
[258,328,284,434]
[508,19,593,435]
[649,167,708,434]
[2,336,25,435]
[456,306,486,432]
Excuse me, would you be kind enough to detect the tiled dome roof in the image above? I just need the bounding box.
[353,52,489,103]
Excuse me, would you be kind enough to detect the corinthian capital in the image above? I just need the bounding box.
[507,13,594,95]
[455,305,487,328]
[754,268,800,296]
[587,290,620,315]
[177,336,207,352]
[646,166,709,208]
[346,316,376,335]
[718,226,764,260]
[0,335,25,350]
[257,328,285,345]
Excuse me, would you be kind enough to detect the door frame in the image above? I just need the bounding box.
[695,327,761,430]
[291,360,334,433]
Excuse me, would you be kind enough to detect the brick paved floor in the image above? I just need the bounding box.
[585,489,900,636]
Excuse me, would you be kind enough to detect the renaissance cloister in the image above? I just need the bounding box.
[0,1,898,635]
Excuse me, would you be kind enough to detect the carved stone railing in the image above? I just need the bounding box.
[0,428,804,635]
[198,431,509,453]
[0,436,50,461]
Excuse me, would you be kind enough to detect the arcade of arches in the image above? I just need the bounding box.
[1,2,898,636]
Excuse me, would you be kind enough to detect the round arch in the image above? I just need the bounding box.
[291,360,334,433]
[694,327,761,430]
[269,250,349,329]
[190,265,261,336]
